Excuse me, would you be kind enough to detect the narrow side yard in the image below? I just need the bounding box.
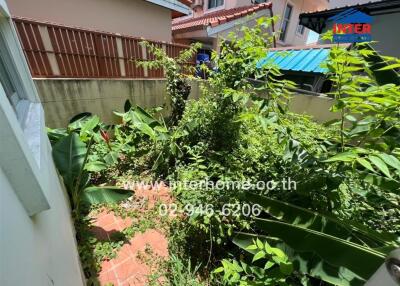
[94,185,170,285]
[82,184,173,286]
[48,18,400,286]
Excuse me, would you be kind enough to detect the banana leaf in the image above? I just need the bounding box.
[130,106,161,128]
[233,232,365,286]
[254,218,385,281]
[52,133,87,192]
[47,127,68,145]
[245,192,399,247]
[81,186,132,205]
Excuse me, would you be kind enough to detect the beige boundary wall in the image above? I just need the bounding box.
[34,79,338,128]
[7,0,173,42]
[35,79,202,128]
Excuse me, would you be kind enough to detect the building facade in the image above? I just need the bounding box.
[327,0,383,9]
[270,0,328,46]
[6,0,190,42]
[300,0,400,57]
[172,0,328,50]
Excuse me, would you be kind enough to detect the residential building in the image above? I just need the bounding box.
[328,0,383,9]
[270,0,328,46]
[0,0,84,285]
[172,0,328,51]
[299,0,400,57]
[6,0,191,42]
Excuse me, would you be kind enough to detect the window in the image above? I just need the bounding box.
[254,0,267,3]
[279,4,293,42]
[0,1,50,216]
[297,23,306,35]
[208,0,224,9]
[0,54,18,109]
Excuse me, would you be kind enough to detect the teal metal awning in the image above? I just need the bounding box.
[257,45,335,74]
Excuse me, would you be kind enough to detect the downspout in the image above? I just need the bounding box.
[268,3,277,48]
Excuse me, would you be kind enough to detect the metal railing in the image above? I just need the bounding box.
[13,17,195,79]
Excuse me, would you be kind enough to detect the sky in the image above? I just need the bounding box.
[306,30,320,44]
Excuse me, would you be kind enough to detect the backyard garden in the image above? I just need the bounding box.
[47,18,400,286]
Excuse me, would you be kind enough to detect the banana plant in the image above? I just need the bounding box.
[51,116,132,217]
[233,192,399,286]
[114,102,187,173]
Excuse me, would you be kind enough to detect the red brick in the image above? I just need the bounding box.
[96,212,115,227]
[98,270,118,286]
[111,244,133,267]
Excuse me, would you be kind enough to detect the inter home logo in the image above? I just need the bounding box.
[329,8,373,43]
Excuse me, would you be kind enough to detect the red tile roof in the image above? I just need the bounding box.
[179,0,193,5]
[172,2,272,32]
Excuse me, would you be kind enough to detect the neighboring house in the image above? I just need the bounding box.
[299,0,400,57]
[327,0,384,9]
[269,0,328,46]
[0,0,84,285]
[6,0,191,42]
[172,0,328,51]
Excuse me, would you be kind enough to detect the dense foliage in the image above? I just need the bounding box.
[49,17,399,286]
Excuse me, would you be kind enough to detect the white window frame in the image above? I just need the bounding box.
[279,2,293,42]
[0,55,18,108]
[206,0,225,11]
[296,23,306,36]
[0,0,50,216]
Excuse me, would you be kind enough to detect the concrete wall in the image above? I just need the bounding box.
[7,0,173,42]
[35,79,202,128]
[34,79,337,128]
[289,92,339,123]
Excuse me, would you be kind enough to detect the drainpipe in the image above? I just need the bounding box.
[268,3,277,48]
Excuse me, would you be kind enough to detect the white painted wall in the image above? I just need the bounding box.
[0,0,85,285]
[0,142,85,286]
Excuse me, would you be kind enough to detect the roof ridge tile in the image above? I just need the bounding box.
[172,2,272,32]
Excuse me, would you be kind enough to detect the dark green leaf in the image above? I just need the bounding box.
[85,161,108,172]
[323,151,358,163]
[245,192,397,247]
[52,133,86,192]
[377,153,400,172]
[233,232,365,286]
[369,155,391,178]
[81,186,132,205]
[104,151,119,165]
[254,219,385,281]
